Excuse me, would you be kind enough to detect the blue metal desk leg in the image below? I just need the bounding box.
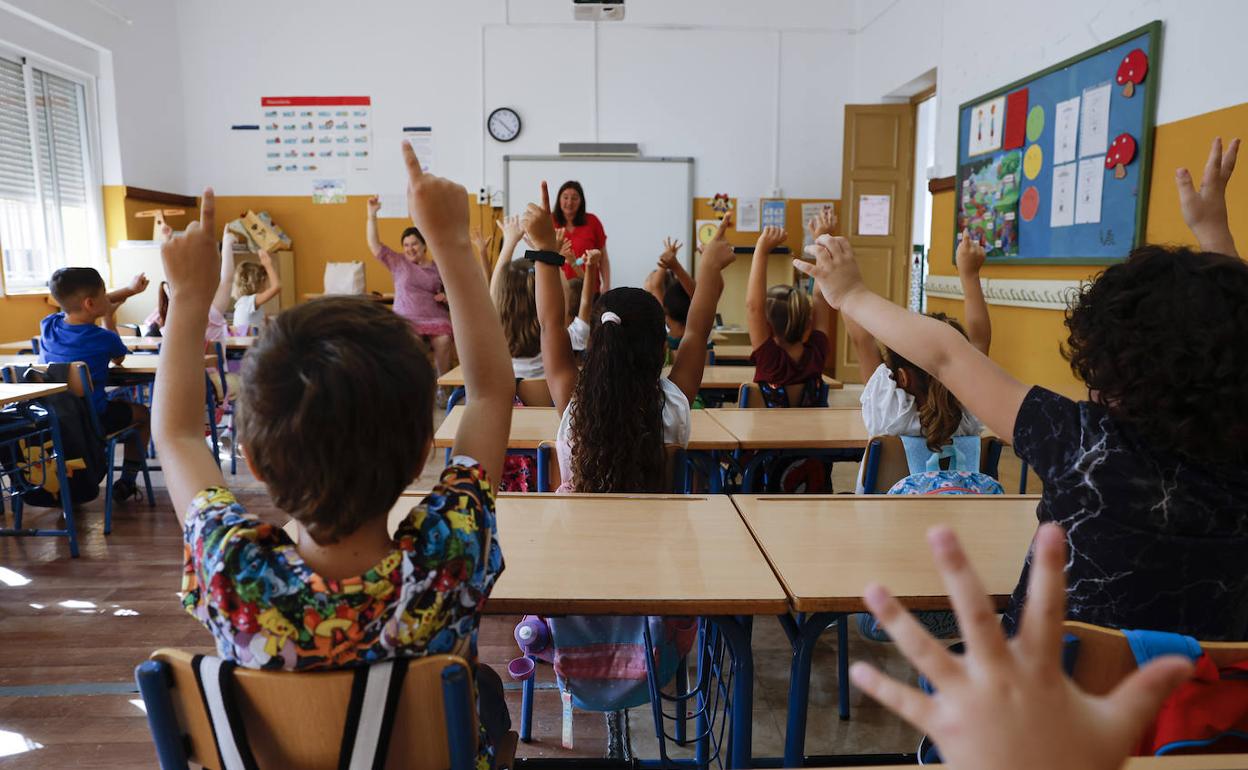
[709,615,754,769]
[740,451,775,494]
[781,611,848,768]
[519,655,535,742]
[445,385,466,416]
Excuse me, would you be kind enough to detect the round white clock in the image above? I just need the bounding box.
[487,107,521,142]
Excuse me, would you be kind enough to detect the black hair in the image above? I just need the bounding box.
[401,226,425,245]
[663,282,691,325]
[1063,244,1248,465]
[553,181,587,227]
[48,267,105,311]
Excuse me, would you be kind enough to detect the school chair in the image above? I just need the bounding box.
[860,435,1005,494]
[209,342,240,474]
[1063,621,1248,696]
[134,648,517,770]
[736,380,829,408]
[533,442,687,493]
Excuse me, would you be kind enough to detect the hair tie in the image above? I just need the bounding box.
[600,311,622,326]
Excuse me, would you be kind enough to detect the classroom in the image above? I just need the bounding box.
[1,0,1246,768]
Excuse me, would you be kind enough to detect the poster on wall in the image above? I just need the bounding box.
[761,199,786,229]
[312,179,347,204]
[957,150,1021,256]
[800,201,836,245]
[402,126,435,174]
[262,96,372,177]
[967,95,1006,156]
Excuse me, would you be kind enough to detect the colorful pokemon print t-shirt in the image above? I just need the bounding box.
[181,461,503,767]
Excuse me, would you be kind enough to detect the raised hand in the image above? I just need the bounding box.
[366,195,382,216]
[806,207,837,240]
[521,181,560,252]
[697,212,737,275]
[258,249,274,270]
[658,237,683,270]
[795,234,865,309]
[497,214,523,244]
[583,249,602,271]
[402,140,470,252]
[555,227,576,261]
[1176,136,1240,255]
[756,224,788,254]
[470,227,493,256]
[956,228,987,275]
[161,188,221,307]
[848,523,1193,770]
[127,272,150,296]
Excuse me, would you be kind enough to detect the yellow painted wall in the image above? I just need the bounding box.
[927,102,1247,389]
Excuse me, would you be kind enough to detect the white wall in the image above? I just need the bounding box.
[853,0,1248,177]
[0,0,186,190]
[175,0,856,200]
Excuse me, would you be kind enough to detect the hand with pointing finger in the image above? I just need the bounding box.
[956,227,987,276]
[521,181,560,252]
[402,140,470,254]
[1176,136,1240,256]
[697,211,737,276]
[161,188,221,308]
[794,234,866,309]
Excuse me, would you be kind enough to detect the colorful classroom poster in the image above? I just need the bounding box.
[800,201,835,245]
[262,96,371,176]
[1078,82,1112,158]
[957,150,1020,256]
[1053,96,1080,165]
[312,178,347,204]
[735,199,760,232]
[1074,156,1105,224]
[857,195,891,236]
[968,95,1006,156]
[1050,162,1077,228]
[761,199,786,229]
[402,126,434,173]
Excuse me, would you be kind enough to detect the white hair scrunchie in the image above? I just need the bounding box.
[600,311,622,325]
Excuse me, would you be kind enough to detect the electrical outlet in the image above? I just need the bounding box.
[477,186,490,204]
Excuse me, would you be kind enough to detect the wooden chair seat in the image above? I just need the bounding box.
[1063,621,1248,696]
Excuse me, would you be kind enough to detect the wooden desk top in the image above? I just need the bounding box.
[433,406,741,451]
[712,344,752,362]
[125,336,255,352]
[388,492,789,615]
[0,383,68,407]
[816,758,1248,770]
[0,354,215,374]
[437,365,842,392]
[707,408,869,449]
[0,339,35,354]
[732,495,1040,613]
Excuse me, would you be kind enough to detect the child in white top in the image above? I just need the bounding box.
[525,188,734,493]
[849,231,990,491]
[231,249,280,334]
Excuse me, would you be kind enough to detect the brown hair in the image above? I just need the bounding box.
[48,267,105,312]
[492,260,541,358]
[885,312,969,452]
[765,284,812,344]
[236,297,434,545]
[553,180,587,227]
[233,261,268,298]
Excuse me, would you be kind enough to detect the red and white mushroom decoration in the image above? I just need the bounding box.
[1116,48,1148,98]
[1106,133,1137,179]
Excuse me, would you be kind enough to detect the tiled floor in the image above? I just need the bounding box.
[0,402,1038,767]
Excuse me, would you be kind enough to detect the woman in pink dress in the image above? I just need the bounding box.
[366,196,455,378]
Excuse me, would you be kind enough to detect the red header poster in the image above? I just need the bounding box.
[261,96,372,176]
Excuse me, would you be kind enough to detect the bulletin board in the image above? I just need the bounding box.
[955,21,1161,264]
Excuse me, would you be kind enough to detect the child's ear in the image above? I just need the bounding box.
[895,368,912,391]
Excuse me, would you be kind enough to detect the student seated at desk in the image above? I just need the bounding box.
[41,266,151,502]
[797,136,1248,641]
[745,212,835,407]
[154,143,515,768]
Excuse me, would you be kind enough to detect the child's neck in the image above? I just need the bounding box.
[294,515,393,580]
[63,310,99,326]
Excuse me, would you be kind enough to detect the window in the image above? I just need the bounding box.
[0,52,101,294]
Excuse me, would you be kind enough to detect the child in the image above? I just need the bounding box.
[526,185,734,494]
[746,214,834,406]
[154,142,515,766]
[565,276,590,352]
[489,215,595,378]
[145,230,238,342]
[796,136,1248,641]
[366,195,456,379]
[230,248,280,335]
[41,268,151,501]
[851,523,1193,770]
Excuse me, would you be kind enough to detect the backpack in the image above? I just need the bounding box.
[10,365,106,507]
[886,435,1004,496]
[758,377,829,408]
[1124,629,1248,756]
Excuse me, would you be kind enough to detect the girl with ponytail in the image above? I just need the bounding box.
[745,211,837,406]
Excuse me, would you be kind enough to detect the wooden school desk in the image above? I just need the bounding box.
[732,494,1041,766]
[0,382,68,407]
[711,343,752,364]
[0,354,215,373]
[387,491,787,768]
[0,339,36,354]
[708,407,870,492]
[126,336,255,352]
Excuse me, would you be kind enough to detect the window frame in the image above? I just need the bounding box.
[0,43,106,297]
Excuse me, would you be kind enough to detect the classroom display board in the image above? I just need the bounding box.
[956,21,1160,264]
[504,156,694,290]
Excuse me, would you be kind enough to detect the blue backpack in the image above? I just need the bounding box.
[886,435,1004,496]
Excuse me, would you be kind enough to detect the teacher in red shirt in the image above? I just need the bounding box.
[553,180,610,289]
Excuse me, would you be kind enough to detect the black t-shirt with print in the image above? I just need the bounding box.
[1007,387,1248,641]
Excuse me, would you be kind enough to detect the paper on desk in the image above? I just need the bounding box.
[1053,96,1080,165]
[857,195,890,236]
[1074,156,1105,225]
[1050,162,1077,228]
[1078,82,1111,158]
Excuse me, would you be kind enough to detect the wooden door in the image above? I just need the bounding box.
[836,104,916,382]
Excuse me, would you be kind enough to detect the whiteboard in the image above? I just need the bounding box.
[504,156,694,290]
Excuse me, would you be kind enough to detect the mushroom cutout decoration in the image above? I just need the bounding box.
[1106,133,1137,179]
[1116,48,1148,98]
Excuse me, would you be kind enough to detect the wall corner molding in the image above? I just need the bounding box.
[924,274,1084,311]
[927,176,956,193]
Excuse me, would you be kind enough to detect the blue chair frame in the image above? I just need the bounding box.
[0,380,79,557]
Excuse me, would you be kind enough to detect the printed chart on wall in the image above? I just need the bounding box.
[262,96,372,177]
[955,21,1159,264]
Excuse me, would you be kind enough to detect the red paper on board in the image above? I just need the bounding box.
[1003,88,1029,150]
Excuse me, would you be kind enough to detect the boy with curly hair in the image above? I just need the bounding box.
[796,137,1248,640]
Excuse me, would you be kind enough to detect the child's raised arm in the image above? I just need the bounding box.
[657,238,695,296]
[525,182,578,415]
[252,250,282,307]
[154,190,227,523]
[489,215,523,297]
[746,224,785,348]
[845,315,884,383]
[669,215,736,404]
[212,231,236,315]
[403,142,512,484]
[1177,136,1239,257]
[806,208,838,342]
[796,235,1030,440]
[956,230,991,354]
[578,249,601,324]
[365,195,384,256]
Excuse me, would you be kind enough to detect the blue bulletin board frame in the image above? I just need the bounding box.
[955,21,1161,265]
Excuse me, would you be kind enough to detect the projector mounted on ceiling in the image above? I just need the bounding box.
[573,0,624,22]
